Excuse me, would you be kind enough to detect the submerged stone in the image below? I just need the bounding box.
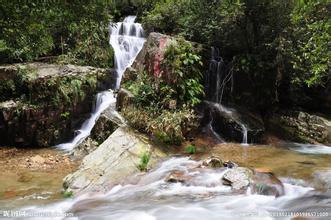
[202,156,223,168]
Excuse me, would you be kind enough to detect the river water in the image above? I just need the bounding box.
[9,143,329,220]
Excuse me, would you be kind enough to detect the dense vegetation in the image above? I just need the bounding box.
[0,0,329,142]
[0,1,115,67]
[123,38,203,144]
[139,0,330,112]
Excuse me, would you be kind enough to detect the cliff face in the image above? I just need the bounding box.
[0,63,115,147]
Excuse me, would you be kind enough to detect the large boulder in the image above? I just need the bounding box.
[251,169,285,197]
[201,101,265,143]
[269,111,331,145]
[0,63,115,147]
[122,32,203,84]
[73,102,126,158]
[63,127,167,194]
[122,32,171,83]
[116,88,135,111]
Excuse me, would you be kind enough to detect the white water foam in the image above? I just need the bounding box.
[288,143,331,154]
[20,157,316,220]
[110,15,145,88]
[56,16,145,151]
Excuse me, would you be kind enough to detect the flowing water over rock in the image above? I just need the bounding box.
[20,157,330,220]
[110,16,145,88]
[203,48,264,144]
[285,143,331,155]
[202,101,264,144]
[56,16,145,151]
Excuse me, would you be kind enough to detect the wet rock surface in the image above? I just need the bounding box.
[73,102,126,158]
[165,170,192,183]
[116,88,134,111]
[0,63,116,147]
[270,110,331,145]
[63,127,167,194]
[201,156,223,168]
[313,169,331,192]
[222,167,253,190]
[201,101,265,143]
[251,169,285,197]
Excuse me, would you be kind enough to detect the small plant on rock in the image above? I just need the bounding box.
[63,190,73,198]
[137,151,151,172]
[185,144,196,154]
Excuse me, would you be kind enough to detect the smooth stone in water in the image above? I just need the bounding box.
[222,167,253,190]
[202,156,223,168]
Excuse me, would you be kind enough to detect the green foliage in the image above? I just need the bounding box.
[122,105,198,145]
[60,111,70,120]
[137,151,151,172]
[121,38,202,144]
[63,191,73,198]
[185,144,196,154]
[163,38,204,107]
[286,0,330,87]
[0,1,115,67]
[142,0,187,33]
[142,0,330,110]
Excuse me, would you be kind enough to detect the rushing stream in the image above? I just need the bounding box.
[20,157,330,220]
[56,16,145,151]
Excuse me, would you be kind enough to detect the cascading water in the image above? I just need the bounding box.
[241,124,248,145]
[110,16,145,88]
[57,16,145,151]
[21,157,320,220]
[205,47,249,145]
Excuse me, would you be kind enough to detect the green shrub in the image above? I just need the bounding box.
[0,1,114,67]
[122,105,198,145]
[162,38,204,107]
[137,151,151,172]
[63,191,73,198]
[185,144,196,154]
[121,37,203,145]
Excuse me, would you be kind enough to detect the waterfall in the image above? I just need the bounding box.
[56,16,145,151]
[205,48,249,144]
[110,16,145,88]
[241,124,248,145]
[205,47,224,103]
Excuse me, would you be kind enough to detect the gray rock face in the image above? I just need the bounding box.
[116,88,134,111]
[63,127,167,194]
[222,167,253,190]
[270,111,331,145]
